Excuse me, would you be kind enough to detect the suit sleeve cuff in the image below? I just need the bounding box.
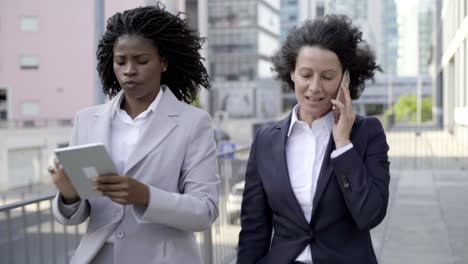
[331,143,354,158]
[133,186,157,224]
[57,195,81,218]
[52,193,89,224]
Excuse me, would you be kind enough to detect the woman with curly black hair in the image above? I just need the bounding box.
[238,15,390,264]
[49,4,218,263]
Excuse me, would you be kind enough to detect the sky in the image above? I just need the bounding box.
[395,0,421,76]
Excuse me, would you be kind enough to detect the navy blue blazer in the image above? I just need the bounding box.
[237,114,390,264]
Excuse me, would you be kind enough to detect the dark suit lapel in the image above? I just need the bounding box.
[310,135,335,220]
[273,114,310,227]
[310,115,363,221]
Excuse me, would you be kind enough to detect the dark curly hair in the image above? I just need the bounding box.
[96,3,210,103]
[272,14,380,99]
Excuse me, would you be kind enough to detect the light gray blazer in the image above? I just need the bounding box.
[52,87,219,264]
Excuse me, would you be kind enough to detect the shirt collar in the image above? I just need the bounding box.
[111,86,164,119]
[287,104,334,137]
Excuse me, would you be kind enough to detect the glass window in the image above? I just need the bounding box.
[20,16,39,32]
[0,88,6,122]
[258,4,280,35]
[465,39,468,106]
[8,147,42,188]
[21,101,40,116]
[20,55,39,70]
[317,6,325,17]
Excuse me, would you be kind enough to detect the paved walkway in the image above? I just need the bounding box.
[227,129,468,264]
[371,130,468,264]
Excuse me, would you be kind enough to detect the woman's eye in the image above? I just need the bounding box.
[115,61,125,66]
[322,76,333,80]
[137,60,148,64]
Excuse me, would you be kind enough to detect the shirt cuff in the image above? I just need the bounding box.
[331,143,354,159]
[57,195,81,218]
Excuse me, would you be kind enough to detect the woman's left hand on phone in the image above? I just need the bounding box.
[331,71,356,149]
[92,175,150,206]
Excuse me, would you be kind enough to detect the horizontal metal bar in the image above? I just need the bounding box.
[0,194,55,212]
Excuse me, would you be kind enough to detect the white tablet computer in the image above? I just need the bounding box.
[54,143,117,199]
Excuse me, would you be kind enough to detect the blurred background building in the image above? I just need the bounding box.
[433,0,468,144]
[332,0,398,75]
[206,0,282,119]
[0,0,462,199]
[0,0,153,190]
[398,0,435,76]
[280,0,331,43]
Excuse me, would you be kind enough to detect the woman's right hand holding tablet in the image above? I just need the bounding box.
[48,158,80,204]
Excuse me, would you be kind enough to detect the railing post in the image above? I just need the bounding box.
[63,222,69,263]
[6,210,14,264]
[50,200,57,264]
[203,228,213,264]
[37,202,44,264]
[22,206,30,264]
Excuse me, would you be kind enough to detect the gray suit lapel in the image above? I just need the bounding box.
[89,100,113,153]
[123,88,180,175]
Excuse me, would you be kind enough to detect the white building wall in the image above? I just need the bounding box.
[441,0,468,144]
[0,127,71,191]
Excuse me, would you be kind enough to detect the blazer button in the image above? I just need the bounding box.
[117,232,124,239]
[342,176,350,189]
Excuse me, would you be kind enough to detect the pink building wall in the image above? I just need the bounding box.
[0,0,149,124]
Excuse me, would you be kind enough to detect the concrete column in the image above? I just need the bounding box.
[197,0,211,114]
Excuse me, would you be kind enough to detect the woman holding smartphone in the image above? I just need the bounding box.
[237,15,390,264]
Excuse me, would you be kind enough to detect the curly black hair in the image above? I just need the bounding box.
[96,3,210,103]
[272,14,380,99]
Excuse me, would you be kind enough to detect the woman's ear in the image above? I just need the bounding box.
[290,72,294,82]
[162,57,168,72]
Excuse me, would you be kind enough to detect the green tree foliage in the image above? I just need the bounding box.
[191,96,201,108]
[392,94,432,122]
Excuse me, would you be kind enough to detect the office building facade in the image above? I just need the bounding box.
[0,0,152,190]
[207,0,282,118]
[435,0,468,144]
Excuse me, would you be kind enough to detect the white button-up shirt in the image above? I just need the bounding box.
[109,88,163,175]
[286,105,352,263]
[59,87,164,243]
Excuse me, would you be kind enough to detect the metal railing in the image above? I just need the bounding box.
[0,119,73,129]
[3,124,468,264]
[0,195,85,264]
[0,145,251,264]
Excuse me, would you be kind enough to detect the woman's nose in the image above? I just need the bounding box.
[124,64,136,76]
[307,77,321,92]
